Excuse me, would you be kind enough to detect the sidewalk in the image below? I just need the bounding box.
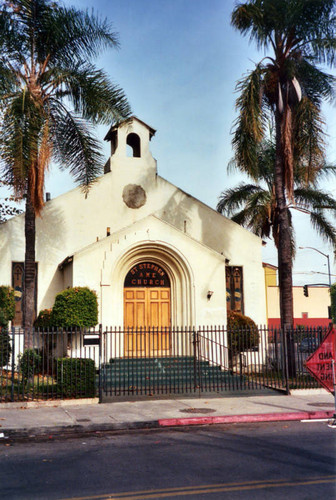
[0,390,335,441]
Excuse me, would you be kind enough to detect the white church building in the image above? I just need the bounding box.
[0,116,267,333]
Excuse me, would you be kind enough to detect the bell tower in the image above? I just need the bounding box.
[103,116,158,211]
[104,116,157,176]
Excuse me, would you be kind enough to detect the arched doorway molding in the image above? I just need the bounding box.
[111,241,195,327]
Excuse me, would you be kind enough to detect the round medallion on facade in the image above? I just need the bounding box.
[122,184,147,209]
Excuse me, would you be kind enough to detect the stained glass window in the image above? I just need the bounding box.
[11,262,38,326]
[225,266,244,314]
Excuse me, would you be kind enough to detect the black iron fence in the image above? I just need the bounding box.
[0,325,329,402]
[0,328,100,402]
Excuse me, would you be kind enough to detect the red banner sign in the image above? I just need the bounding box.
[305,326,336,394]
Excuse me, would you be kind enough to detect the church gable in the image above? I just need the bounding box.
[24,114,262,264]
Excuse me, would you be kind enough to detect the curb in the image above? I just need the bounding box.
[0,398,99,410]
[289,388,329,396]
[0,420,160,441]
[158,410,335,427]
[1,410,334,441]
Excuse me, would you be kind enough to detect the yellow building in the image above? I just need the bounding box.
[263,263,331,328]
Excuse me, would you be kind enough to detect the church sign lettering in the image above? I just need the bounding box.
[124,262,170,288]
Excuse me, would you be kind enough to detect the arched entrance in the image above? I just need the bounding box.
[124,261,171,356]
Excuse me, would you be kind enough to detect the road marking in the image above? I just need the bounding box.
[62,475,336,500]
[301,419,329,422]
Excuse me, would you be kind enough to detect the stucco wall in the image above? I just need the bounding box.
[267,286,330,323]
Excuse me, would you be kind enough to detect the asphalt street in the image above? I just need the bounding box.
[1,420,335,499]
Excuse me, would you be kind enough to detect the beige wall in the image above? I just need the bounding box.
[267,286,330,319]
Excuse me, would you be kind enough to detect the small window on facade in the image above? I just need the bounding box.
[226,266,244,314]
[126,133,141,158]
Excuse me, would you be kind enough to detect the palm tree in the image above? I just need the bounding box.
[231,0,336,331]
[0,0,131,341]
[217,141,336,254]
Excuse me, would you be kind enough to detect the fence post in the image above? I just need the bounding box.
[282,327,290,394]
[192,327,200,395]
[98,323,103,404]
[11,327,15,402]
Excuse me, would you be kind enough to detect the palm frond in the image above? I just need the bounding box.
[47,64,131,124]
[232,204,272,239]
[4,1,118,66]
[49,99,103,191]
[309,211,336,248]
[293,97,325,183]
[314,164,336,180]
[217,183,266,215]
[296,58,336,105]
[230,207,255,228]
[229,205,272,240]
[294,187,336,212]
[0,63,18,99]
[0,89,43,195]
[310,36,336,67]
[0,5,26,59]
[232,66,266,178]
[231,1,279,50]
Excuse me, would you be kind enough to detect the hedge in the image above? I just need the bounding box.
[0,330,11,368]
[56,358,96,398]
[34,309,52,329]
[51,287,98,328]
[0,286,15,328]
[0,286,14,367]
[227,310,259,355]
[19,349,43,380]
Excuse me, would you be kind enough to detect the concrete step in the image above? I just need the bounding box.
[101,373,243,385]
[106,356,197,366]
[102,366,203,373]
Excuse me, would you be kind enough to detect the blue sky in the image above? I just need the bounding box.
[5,0,336,285]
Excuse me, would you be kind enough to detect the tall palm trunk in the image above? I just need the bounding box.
[275,114,295,377]
[23,184,36,349]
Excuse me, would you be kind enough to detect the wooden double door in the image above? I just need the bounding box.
[124,288,171,356]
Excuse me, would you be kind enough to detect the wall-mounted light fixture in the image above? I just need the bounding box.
[207,291,214,300]
[225,258,230,265]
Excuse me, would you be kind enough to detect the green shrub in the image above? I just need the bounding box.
[0,309,7,329]
[0,330,11,367]
[0,286,15,328]
[56,358,96,398]
[51,287,98,328]
[34,309,52,329]
[330,284,336,324]
[19,349,43,380]
[0,286,13,367]
[227,311,259,355]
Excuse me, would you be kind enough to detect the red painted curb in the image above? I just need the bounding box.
[158,410,334,427]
